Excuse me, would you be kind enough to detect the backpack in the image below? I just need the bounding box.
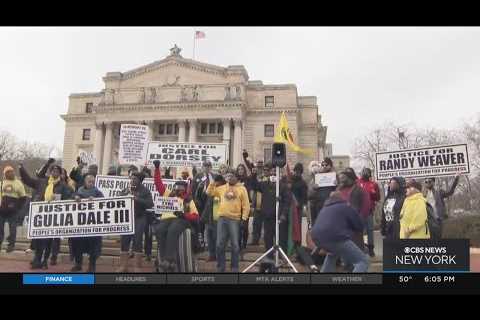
[425,202,441,240]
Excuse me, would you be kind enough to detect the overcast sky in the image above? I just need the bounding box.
[1,27,479,157]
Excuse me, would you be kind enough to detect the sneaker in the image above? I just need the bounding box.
[145,255,152,262]
[368,246,375,258]
[6,245,14,253]
[41,261,48,270]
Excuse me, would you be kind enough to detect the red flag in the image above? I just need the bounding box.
[195,31,206,39]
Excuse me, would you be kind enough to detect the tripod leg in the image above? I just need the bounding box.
[278,247,298,273]
[242,247,275,273]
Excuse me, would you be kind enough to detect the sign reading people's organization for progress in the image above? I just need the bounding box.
[118,124,149,166]
[27,197,134,239]
[146,142,228,169]
[375,144,470,181]
[95,175,180,203]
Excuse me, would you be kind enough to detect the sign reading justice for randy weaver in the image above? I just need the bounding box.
[375,144,470,181]
[27,196,135,239]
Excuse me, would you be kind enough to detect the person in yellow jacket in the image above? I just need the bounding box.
[400,179,430,239]
[0,166,27,252]
[207,168,250,272]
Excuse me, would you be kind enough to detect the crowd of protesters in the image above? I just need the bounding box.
[0,149,462,273]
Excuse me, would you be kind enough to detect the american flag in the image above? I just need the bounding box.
[195,31,206,39]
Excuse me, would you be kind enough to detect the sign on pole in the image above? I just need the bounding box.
[27,197,135,239]
[95,175,180,204]
[78,149,97,166]
[119,124,149,166]
[146,142,228,169]
[375,143,470,181]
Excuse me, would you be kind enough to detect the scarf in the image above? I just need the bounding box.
[44,176,60,202]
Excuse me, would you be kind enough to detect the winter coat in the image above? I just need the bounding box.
[291,175,308,208]
[357,178,381,213]
[423,176,459,221]
[400,192,430,239]
[307,181,337,224]
[381,177,406,240]
[338,185,371,218]
[19,166,72,202]
[311,197,364,247]
[250,174,290,219]
[120,184,154,218]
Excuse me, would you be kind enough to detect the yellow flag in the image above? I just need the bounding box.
[275,112,313,155]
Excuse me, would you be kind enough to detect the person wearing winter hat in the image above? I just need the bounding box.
[400,179,430,239]
[381,176,406,240]
[117,171,154,272]
[0,166,27,253]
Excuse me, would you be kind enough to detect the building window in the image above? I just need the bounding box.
[264,148,272,163]
[209,123,216,134]
[264,124,274,137]
[166,124,173,135]
[200,122,223,136]
[159,124,165,135]
[82,129,91,141]
[86,103,93,113]
[265,96,274,108]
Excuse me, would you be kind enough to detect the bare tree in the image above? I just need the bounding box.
[0,130,18,161]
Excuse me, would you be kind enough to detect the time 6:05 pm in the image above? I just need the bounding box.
[424,276,455,283]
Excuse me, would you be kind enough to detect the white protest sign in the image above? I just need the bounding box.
[375,143,470,181]
[146,142,228,169]
[95,175,180,204]
[155,196,184,214]
[119,124,149,166]
[27,196,134,239]
[78,149,97,166]
[314,172,337,187]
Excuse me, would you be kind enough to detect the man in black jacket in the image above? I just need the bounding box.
[307,158,337,227]
[381,176,406,240]
[117,171,154,273]
[19,162,73,269]
[423,174,460,237]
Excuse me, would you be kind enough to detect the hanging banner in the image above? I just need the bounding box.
[118,124,149,166]
[375,144,470,181]
[27,197,134,239]
[95,175,180,203]
[146,142,228,169]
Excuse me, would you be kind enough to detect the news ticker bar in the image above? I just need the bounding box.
[23,273,383,285]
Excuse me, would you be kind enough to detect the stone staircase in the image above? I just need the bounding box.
[2,226,383,272]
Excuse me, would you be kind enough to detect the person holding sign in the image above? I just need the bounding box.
[308,158,338,227]
[207,168,250,273]
[117,172,154,273]
[423,174,460,237]
[400,179,430,239]
[70,174,105,273]
[152,160,199,272]
[19,162,73,269]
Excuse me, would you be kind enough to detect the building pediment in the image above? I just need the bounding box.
[104,46,249,89]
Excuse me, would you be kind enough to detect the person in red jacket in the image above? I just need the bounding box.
[357,168,380,257]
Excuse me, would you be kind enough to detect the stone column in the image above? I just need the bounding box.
[233,119,243,167]
[94,121,105,171]
[102,121,114,174]
[222,118,232,165]
[188,119,197,142]
[145,120,155,141]
[178,120,187,142]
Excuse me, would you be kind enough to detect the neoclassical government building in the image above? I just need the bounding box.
[61,45,328,174]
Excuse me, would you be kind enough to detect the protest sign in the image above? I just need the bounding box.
[146,142,228,169]
[119,124,149,166]
[314,172,337,187]
[375,144,470,181]
[155,196,183,214]
[95,175,180,204]
[78,149,97,166]
[27,196,134,239]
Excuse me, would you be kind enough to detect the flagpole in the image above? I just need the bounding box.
[193,31,196,60]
